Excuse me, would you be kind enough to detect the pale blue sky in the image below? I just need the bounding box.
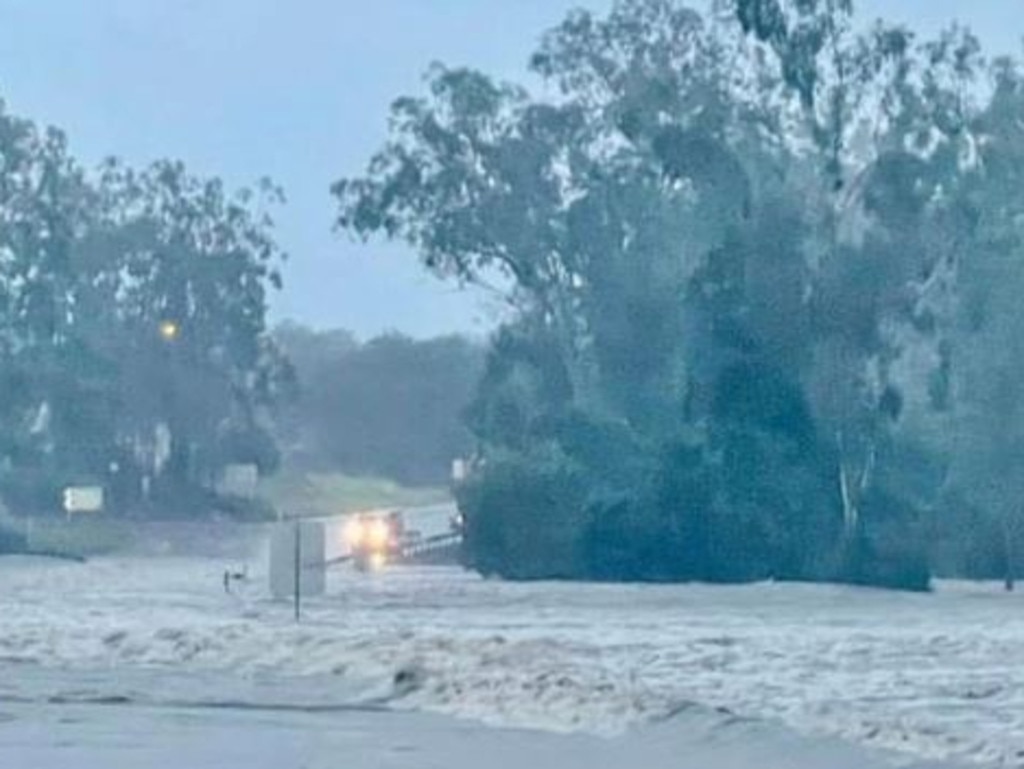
[0,1,1018,337]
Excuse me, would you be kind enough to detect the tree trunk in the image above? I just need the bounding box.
[837,432,854,540]
[839,459,857,540]
[837,430,871,542]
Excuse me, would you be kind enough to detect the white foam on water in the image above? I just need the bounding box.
[2,555,1022,765]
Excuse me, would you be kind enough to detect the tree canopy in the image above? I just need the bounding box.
[0,101,288,517]
[273,323,483,487]
[335,0,1024,588]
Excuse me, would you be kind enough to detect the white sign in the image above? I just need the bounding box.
[62,486,104,514]
[269,521,326,601]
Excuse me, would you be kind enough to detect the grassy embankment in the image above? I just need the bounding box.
[256,470,451,519]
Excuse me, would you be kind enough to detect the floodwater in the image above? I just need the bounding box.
[0,526,1014,767]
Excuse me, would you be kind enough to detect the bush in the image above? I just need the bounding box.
[929,492,1012,580]
[837,486,932,592]
[591,441,722,582]
[0,523,27,554]
[457,448,589,579]
[0,468,63,517]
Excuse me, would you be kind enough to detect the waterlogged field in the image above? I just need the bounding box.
[0,546,1020,767]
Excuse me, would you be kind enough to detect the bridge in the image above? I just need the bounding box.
[324,529,463,569]
[397,530,463,565]
[270,507,463,603]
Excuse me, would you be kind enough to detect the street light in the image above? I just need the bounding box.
[158,320,180,342]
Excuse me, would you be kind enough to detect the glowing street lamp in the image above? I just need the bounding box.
[158,320,180,342]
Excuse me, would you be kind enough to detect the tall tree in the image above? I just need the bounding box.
[0,99,289,516]
[335,0,1020,587]
[947,58,1024,589]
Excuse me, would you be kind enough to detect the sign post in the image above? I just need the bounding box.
[293,519,301,622]
[269,518,326,611]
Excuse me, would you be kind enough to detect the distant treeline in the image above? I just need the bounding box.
[272,323,483,487]
[336,0,1024,589]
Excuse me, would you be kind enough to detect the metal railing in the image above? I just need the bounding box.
[325,529,462,568]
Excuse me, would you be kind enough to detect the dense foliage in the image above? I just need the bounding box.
[272,323,483,486]
[0,104,288,517]
[336,0,1024,589]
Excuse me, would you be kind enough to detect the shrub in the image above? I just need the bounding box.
[457,448,589,579]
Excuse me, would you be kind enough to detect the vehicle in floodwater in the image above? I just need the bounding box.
[344,510,409,571]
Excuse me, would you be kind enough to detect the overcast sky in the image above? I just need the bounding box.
[0,1,1018,338]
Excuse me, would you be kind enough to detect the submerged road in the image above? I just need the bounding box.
[0,546,1017,767]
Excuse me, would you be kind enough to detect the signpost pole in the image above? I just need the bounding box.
[293,518,301,622]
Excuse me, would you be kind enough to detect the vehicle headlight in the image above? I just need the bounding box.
[344,519,365,547]
[367,519,389,549]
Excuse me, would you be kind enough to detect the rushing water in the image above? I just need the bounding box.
[0,541,1021,766]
